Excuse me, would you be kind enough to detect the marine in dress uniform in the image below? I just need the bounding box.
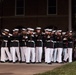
[52,30,58,63]
[1,29,12,62]
[35,27,43,63]
[67,31,73,62]
[73,35,76,59]
[20,28,28,62]
[43,29,49,63]
[26,28,35,63]
[62,32,68,62]
[10,29,21,63]
[44,29,54,64]
[56,30,63,63]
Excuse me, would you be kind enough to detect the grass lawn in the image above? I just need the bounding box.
[35,62,76,75]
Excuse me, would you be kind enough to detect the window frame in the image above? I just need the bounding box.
[47,0,57,15]
[15,0,25,16]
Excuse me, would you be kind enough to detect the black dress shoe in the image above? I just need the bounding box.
[53,62,57,63]
[58,62,63,64]
[19,61,22,63]
[63,61,67,63]
[15,60,18,62]
[1,61,5,63]
[56,61,58,63]
[36,62,41,64]
[47,63,52,64]
[31,62,35,64]
[45,62,47,64]
[13,61,16,63]
[21,61,25,63]
[26,62,30,64]
[5,60,9,62]
[9,61,12,63]
[51,61,54,63]
[38,62,41,63]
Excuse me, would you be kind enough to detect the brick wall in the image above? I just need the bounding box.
[0,0,69,31]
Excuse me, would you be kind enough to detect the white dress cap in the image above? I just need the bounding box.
[48,29,52,32]
[62,32,66,35]
[27,28,34,31]
[22,28,26,31]
[36,27,41,30]
[44,29,49,31]
[70,31,72,33]
[4,29,9,32]
[52,30,56,33]
[57,30,62,32]
[13,29,19,32]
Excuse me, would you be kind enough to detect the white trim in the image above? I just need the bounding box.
[15,0,25,16]
[47,0,57,15]
[69,0,72,31]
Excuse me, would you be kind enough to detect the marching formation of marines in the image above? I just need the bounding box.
[0,27,74,64]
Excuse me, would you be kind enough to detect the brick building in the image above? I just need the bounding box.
[0,0,73,31]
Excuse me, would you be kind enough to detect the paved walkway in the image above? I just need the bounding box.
[0,63,65,75]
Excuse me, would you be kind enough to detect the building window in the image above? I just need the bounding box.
[47,0,56,15]
[15,0,25,16]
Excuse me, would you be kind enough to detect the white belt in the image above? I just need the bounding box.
[3,40,8,42]
[69,42,73,43]
[37,40,42,41]
[28,40,34,42]
[46,40,53,42]
[22,40,25,41]
[53,41,56,43]
[11,40,19,42]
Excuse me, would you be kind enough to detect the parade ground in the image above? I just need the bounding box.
[0,63,65,75]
